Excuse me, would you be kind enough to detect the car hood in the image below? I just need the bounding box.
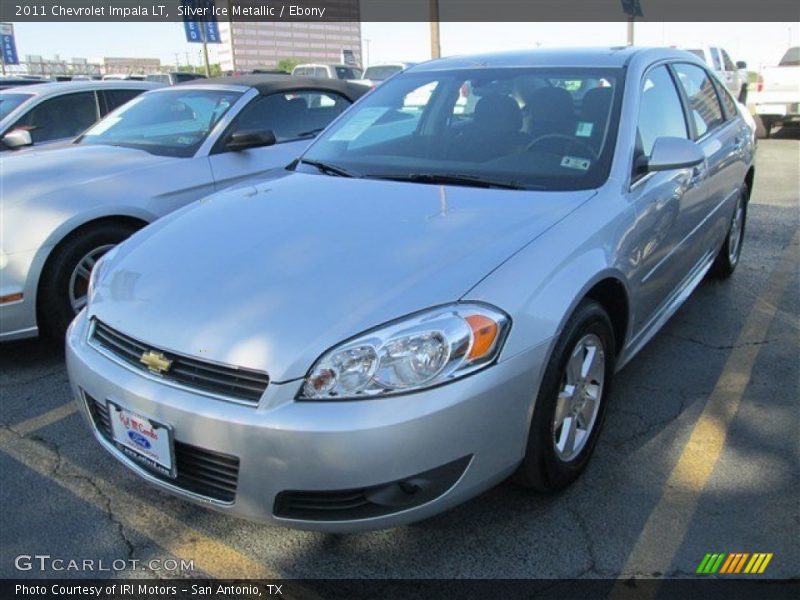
[0,144,175,209]
[91,173,594,381]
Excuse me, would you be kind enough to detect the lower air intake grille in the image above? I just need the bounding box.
[90,320,269,405]
[274,456,471,521]
[86,393,240,503]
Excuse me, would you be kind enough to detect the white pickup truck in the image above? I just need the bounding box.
[750,46,800,138]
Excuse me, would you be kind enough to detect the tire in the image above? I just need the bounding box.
[38,222,139,339]
[513,299,616,492]
[712,182,748,278]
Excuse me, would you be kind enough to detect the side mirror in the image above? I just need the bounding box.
[647,137,704,172]
[225,129,276,152]
[3,128,33,149]
[736,60,747,70]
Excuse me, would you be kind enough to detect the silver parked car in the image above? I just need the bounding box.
[67,48,755,532]
[0,80,159,151]
[0,75,367,340]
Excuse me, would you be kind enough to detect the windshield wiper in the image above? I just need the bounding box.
[296,127,324,139]
[298,158,357,178]
[367,173,528,190]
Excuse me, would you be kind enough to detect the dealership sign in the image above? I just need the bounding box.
[0,22,19,65]
[181,0,221,44]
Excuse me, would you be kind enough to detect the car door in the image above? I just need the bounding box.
[207,89,353,191]
[671,62,745,264]
[9,91,99,147]
[625,64,709,335]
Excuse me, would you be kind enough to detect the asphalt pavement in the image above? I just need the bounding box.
[1,129,798,580]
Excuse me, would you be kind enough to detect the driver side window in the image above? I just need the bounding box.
[634,66,688,180]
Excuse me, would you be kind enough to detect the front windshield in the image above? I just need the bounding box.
[0,93,34,120]
[300,67,623,191]
[78,89,242,157]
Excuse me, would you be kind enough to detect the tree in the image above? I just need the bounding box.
[276,58,301,73]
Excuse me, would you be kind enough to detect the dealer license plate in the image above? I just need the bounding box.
[108,401,176,479]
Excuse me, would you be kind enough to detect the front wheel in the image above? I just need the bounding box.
[712,183,748,278]
[513,300,615,492]
[38,222,140,339]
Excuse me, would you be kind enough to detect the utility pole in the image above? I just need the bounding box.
[363,38,371,67]
[430,0,441,59]
[627,16,635,46]
[174,52,181,69]
[201,41,211,77]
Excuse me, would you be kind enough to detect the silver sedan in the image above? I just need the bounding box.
[0,76,366,340]
[67,47,755,532]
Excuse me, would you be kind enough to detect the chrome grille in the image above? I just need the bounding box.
[86,393,239,503]
[91,320,269,405]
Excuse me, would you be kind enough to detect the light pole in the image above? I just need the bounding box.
[430,0,441,59]
[363,38,371,67]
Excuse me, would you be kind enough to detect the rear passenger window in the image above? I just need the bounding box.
[713,79,738,119]
[672,63,725,138]
[13,92,98,143]
[636,66,688,161]
[230,91,351,144]
[102,89,145,114]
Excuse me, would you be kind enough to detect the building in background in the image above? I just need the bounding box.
[100,56,161,75]
[217,21,362,72]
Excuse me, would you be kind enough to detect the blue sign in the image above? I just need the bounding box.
[181,0,221,45]
[201,0,221,44]
[621,0,644,17]
[1,33,18,65]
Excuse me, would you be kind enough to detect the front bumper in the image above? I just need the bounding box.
[0,246,41,341]
[66,312,549,532]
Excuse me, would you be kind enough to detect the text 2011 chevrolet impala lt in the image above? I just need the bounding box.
[67,48,755,531]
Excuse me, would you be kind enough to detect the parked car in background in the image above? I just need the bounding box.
[360,63,417,87]
[102,74,146,81]
[750,46,800,138]
[0,76,51,90]
[146,72,207,85]
[684,46,748,102]
[0,80,160,152]
[66,47,755,532]
[292,63,363,80]
[0,75,367,341]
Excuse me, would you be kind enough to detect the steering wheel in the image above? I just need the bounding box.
[527,134,599,162]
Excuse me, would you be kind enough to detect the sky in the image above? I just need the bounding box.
[9,21,799,71]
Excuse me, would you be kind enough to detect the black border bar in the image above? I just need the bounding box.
[2,0,800,22]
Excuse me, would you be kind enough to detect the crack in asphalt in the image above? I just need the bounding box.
[3,423,139,563]
[663,331,776,351]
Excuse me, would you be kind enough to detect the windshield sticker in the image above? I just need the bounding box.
[176,136,194,145]
[575,122,594,137]
[561,155,591,171]
[329,107,390,141]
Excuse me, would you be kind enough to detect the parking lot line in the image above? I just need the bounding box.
[12,402,78,436]
[612,229,799,587]
[0,426,278,579]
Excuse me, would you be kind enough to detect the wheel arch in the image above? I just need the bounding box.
[32,213,152,329]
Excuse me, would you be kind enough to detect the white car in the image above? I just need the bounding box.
[292,63,363,81]
[0,80,159,151]
[0,76,367,341]
[750,47,800,138]
[360,63,417,87]
[685,46,748,102]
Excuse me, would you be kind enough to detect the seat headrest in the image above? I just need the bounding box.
[580,87,613,122]
[474,94,523,132]
[529,86,576,122]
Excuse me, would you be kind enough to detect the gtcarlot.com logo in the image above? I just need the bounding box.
[14,554,195,573]
[696,552,773,575]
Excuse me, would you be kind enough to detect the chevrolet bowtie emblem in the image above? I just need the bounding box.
[139,350,172,374]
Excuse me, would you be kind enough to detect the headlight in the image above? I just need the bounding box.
[300,303,509,400]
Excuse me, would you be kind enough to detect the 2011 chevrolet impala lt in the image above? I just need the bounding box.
[67,48,756,532]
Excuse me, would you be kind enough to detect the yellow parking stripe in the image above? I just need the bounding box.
[13,402,78,436]
[0,427,277,579]
[758,553,773,574]
[610,230,798,593]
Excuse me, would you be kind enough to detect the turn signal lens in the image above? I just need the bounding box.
[465,314,499,360]
[299,303,509,400]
